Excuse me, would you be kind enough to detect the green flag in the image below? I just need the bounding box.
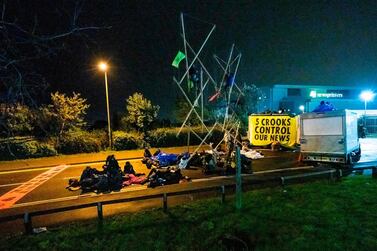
[188,80,194,90]
[171,51,186,68]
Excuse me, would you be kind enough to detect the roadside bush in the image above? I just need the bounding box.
[113,131,144,150]
[57,130,104,154]
[0,137,57,160]
[35,142,58,157]
[0,103,36,137]
[90,130,108,149]
[147,126,223,147]
[147,127,188,147]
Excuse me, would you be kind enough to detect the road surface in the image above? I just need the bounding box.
[0,139,375,235]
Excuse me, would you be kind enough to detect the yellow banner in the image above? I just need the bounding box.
[248,115,298,147]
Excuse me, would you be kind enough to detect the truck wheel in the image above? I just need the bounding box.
[348,149,361,164]
[354,154,361,162]
[347,153,353,165]
[352,147,361,163]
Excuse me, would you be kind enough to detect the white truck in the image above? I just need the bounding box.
[300,110,361,164]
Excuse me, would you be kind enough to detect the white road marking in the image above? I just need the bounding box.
[0,182,24,188]
[0,165,69,209]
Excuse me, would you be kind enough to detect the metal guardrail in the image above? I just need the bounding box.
[0,169,337,235]
[280,169,337,186]
[338,166,377,178]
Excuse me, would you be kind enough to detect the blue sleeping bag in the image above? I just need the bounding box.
[153,152,179,167]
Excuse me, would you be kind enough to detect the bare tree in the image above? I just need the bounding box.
[0,0,109,106]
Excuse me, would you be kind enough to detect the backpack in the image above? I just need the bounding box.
[80,166,100,182]
[80,177,97,192]
[93,175,109,193]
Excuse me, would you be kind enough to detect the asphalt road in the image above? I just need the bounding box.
[1,138,375,209]
[0,139,376,235]
[0,146,303,233]
[0,152,300,205]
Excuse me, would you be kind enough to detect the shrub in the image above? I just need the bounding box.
[90,130,108,149]
[113,131,145,150]
[147,127,188,147]
[35,142,58,157]
[0,103,36,136]
[36,92,90,139]
[57,130,104,154]
[147,126,223,147]
[0,137,57,160]
[123,92,160,132]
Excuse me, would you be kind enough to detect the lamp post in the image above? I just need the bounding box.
[299,105,305,114]
[98,61,112,149]
[360,90,375,129]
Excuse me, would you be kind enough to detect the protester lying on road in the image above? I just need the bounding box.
[200,150,253,175]
[66,155,127,193]
[141,148,191,169]
[66,155,192,193]
[240,149,264,159]
[122,173,147,186]
[145,167,191,188]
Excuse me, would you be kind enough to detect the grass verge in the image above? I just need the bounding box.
[1,176,377,250]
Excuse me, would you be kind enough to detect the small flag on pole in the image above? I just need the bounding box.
[208,91,221,102]
[172,51,186,68]
[188,80,194,90]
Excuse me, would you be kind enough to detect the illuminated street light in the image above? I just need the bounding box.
[299,105,305,113]
[98,62,108,72]
[98,61,112,149]
[360,90,375,128]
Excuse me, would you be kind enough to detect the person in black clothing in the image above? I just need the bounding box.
[144,147,152,158]
[142,147,160,169]
[124,161,144,176]
[67,155,124,193]
[145,167,190,187]
[102,155,123,191]
[124,161,136,175]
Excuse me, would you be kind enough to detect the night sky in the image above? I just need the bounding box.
[5,0,377,120]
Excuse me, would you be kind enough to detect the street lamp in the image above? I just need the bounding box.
[299,105,305,113]
[98,61,112,149]
[360,90,375,128]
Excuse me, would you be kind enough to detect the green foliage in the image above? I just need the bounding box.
[37,92,90,138]
[0,137,57,160]
[147,126,223,147]
[0,103,35,136]
[119,116,133,131]
[2,177,377,250]
[36,142,58,157]
[174,99,213,125]
[112,131,145,150]
[123,92,159,132]
[147,127,188,147]
[57,130,105,154]
[241,83,263,113]
[234,83,263,128]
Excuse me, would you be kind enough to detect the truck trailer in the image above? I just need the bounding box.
[300,110,361,164]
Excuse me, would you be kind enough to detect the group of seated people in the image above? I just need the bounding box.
[67,141,258,193]
[66,154,190,193]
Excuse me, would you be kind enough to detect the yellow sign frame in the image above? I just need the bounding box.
[248,114,298,148]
